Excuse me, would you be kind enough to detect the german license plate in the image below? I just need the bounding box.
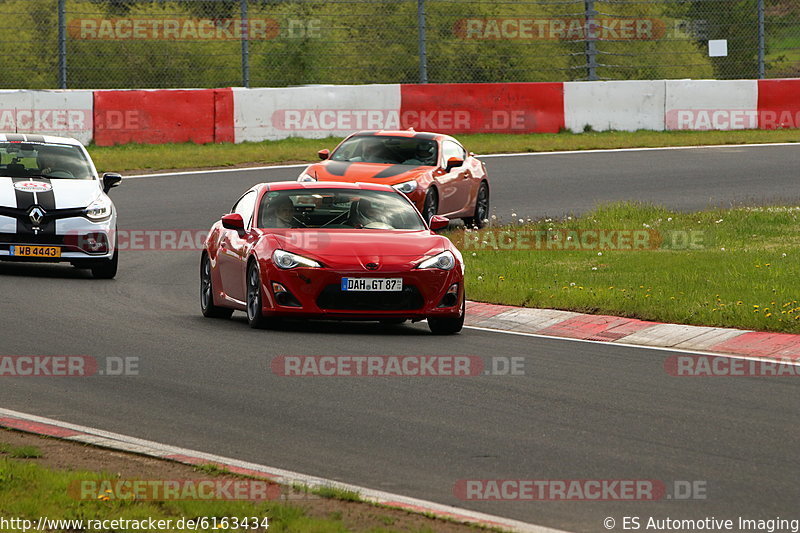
[9,245,61,258]
[341,278,402,292]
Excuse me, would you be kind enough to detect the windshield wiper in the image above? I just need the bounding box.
[320,211,349,228]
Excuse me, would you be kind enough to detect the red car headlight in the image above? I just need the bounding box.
[392,180,418,194]
[272,249,321,269]
[417,250,455,270]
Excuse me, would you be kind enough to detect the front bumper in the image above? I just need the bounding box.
[259,262,463,320]
[0,215,116,262]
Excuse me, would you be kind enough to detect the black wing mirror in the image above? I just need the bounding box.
[445,157,464,172]
[102,172,122,193]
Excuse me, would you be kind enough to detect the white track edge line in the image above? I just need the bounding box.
[463,325,800,366]
[124,162,307,179]
[121,142,799,179]
[477,141,800,158]
[0,407,569,533]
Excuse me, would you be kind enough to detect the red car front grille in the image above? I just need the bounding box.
[316,284,424,311]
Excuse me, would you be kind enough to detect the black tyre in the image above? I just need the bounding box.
[428,295,465,335]
[422,188,438,224]
[90,249,118,279]
[464,182,490,229]
[200,254,233,319]
[246,260,269,329]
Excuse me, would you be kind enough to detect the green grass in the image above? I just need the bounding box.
[193,463,231,477]
[0,456,455,533]
[0,443,43,459]
[766,23,800,75]
[451,202,800,333]
[87,129,800,174]
[311,486,363,503]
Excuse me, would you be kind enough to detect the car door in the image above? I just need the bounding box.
[435,140,471,216]
[218,190,257,303]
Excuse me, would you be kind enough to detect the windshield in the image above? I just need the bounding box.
[330,135,438,166]
[258,188,426,230]
[0,142,94,180]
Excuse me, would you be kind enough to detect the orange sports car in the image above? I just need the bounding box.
[297,130,490,228]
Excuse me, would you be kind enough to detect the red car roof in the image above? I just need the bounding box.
[349,129,448,141]
[262,180,396,192]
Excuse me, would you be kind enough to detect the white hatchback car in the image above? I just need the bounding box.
[0,134,121,278]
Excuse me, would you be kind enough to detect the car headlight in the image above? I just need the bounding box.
[272,249,321,269]
[392,180,418,194]
[85,195,112,221]
[417,250,455,270]
[297,171,317,182]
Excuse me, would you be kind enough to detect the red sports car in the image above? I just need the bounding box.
[201,181,465,334]
[297,130,490,227]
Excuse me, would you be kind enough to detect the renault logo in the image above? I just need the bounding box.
[28,206,45,225]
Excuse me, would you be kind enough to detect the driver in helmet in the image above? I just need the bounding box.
[403,141,436,165]
[264,196,297,228]
[352,198,392,229]
[36,150,59,175]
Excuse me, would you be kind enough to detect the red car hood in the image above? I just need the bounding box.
[262,229,451,270]
[305,161,431,186]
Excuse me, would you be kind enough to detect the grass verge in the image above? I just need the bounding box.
[87,129,800,174]
[449,202,800,334]
[0,430,495,533]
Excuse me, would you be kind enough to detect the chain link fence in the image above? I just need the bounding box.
[0,0,798,89]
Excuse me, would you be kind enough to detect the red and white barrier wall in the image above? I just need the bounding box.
[0,90,93,145]
[232,85,401,142]
[0,80,797,146]
[93,88,233,145]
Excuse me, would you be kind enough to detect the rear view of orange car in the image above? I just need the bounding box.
[298,130,490,227]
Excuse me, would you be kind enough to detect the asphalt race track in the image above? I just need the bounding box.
[2,144,799,532]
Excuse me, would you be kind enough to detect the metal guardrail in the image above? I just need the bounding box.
[0,0,797,89]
